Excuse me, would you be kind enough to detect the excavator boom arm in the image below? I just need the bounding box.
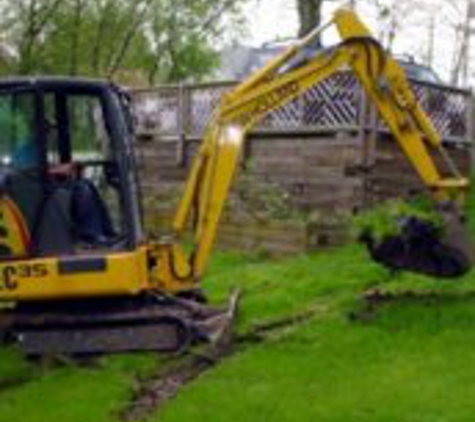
[165,8,469,287]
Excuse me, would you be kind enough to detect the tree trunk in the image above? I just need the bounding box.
[451,0,473,86]
[107,0,153,78]
[68,0,84,75]
[297,0,324,41]
[90,0,114,74]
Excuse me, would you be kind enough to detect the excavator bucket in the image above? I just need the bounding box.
[0,290,240,356]
[361,207,474,278]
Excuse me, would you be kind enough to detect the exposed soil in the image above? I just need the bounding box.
[121,347,230,421]
[120,309,319,421]
[348,288,475,322]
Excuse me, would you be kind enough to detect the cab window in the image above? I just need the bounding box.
[0,92,39,170]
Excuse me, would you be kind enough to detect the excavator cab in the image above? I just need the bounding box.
[0,78,143,260]
[0,78,238,355]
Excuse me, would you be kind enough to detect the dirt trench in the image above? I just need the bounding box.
[348,287,475,323]
[120,309,318,422]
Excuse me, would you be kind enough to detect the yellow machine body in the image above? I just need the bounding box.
[0,247,149,301]
[0,197,31,257]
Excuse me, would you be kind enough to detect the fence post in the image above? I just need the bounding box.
[363,89,380,207]
[357,84,377,208]
[176,83,188,167]
[466,91,475,168]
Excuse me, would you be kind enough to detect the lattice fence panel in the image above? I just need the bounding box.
[131,76,471,143]
[188,84,233,136]
[132,87,180,136]
[410,83,468,140]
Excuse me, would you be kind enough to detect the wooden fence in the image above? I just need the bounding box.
[131,75,473,254]
[130,73,473,144]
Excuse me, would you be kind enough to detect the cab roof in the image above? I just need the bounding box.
[0,76,117,93]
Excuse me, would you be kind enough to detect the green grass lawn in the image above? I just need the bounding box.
[1,245,475,422]
[0,350,164,422]
[154,248,475,422]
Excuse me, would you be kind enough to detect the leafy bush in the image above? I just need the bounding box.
[227,161,300,221]
[352,198,442,242]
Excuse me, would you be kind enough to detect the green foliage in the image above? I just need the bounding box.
[162,35,220,83]
[352,198,442,241]
[228,162,301,221]
[38,1,150,76]
[0,0,247,84]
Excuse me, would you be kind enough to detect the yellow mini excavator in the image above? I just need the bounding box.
[0,8,472,354]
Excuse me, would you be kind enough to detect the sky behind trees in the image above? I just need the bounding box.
[243,0,474,87]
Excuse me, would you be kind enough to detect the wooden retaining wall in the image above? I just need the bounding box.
[136,130,471,254]
[367,135,471,202]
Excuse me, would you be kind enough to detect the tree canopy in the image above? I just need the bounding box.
[0,0,246,85]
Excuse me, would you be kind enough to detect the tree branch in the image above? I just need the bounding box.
[107,0,154,78]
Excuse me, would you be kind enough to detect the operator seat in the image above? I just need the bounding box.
[4,169,116,257]
[4,170,75,256]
